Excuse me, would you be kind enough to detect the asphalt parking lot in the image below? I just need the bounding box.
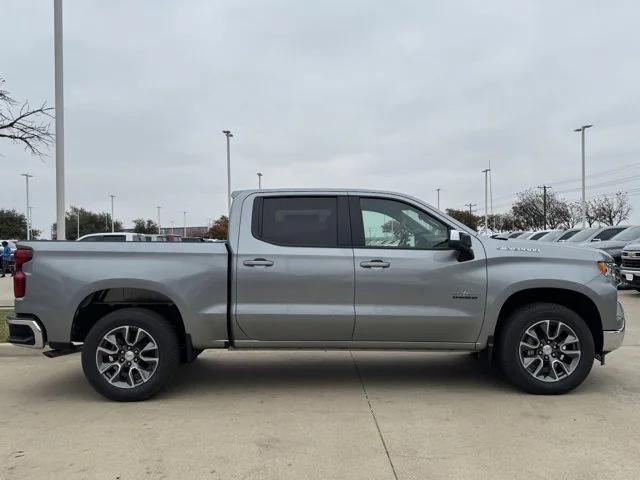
[0,290,639,480]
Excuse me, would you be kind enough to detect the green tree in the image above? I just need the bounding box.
[446,208,480,231]
[51,206,122,240]
[0,209,40,239]
[132,218,159,234]
[511,189,571,230]
[207,215,228,240]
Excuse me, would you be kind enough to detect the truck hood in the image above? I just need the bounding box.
[482,237,612,262]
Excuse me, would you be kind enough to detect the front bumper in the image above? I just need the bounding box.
[5,315,45,349]
[620,269,640,287]
[602,301,625,353]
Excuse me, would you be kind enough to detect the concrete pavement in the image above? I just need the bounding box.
[1,291,639,479]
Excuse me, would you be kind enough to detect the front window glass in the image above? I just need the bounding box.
[360,198,449,249]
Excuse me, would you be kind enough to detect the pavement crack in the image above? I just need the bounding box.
[350,351,399,480]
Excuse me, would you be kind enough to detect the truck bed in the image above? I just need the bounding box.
[15,241,229,348]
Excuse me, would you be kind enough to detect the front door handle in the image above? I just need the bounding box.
[243,258,274,267]
[360,259,390,269]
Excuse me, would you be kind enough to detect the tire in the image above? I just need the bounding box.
[498,303,595,395]
[81,308,179,401]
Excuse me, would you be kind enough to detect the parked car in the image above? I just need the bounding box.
[7,188,624,401]
[559,226,628,244]
[620,244,640,291]
[182,237,206,243]
[526,230,553,241]
[536,230,565,242]
[77,233,145,242]
[580,226,640,265]
[556,228,584,242]
[143,234,167,242]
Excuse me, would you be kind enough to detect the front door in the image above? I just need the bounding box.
[234,194,355,341]
[351,195,487,343]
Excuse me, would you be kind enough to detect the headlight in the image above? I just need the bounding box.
[598,261,620,284]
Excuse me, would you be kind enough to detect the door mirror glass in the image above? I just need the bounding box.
[448,230,474,261]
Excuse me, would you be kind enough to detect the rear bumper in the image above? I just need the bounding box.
[602,302,625,353]
[5,315,46,349]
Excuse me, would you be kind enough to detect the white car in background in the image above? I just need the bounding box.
[77,233,145,242]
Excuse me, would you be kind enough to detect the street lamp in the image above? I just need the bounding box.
[109,195,115,232]
[257,172,263,189]
[573,125,593,228]
[54,0,66,240]
[183,211,187,237]
[157,206,162,234]
[482,168,491,234]
[223,130,233,215]
[20,174,33,240]
[435,188,441,210]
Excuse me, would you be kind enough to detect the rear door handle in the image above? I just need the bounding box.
[360,259,390,269]
[243,258,274,267]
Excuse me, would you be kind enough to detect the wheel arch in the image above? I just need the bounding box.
[70,286,189,358]
[494,287,603,353]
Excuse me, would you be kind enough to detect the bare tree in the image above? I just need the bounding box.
[589,192,632,226]
[511,189,571,230]
[0,77,54,156]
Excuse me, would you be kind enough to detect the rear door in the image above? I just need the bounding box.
[350,194,487,343]
[234,193,355,341]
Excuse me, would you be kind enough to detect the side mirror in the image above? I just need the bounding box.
[448,230,474,261]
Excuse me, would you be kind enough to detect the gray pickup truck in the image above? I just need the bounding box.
[7,189,625,401]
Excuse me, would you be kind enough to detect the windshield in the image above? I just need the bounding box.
[529,231,549,240]
[592,227,627,241]
[565,228,597,242]
[539,230,564,241]
[611,226,640,241]
[557,229,580,241]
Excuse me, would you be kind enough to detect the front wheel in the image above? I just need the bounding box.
[498,303,595,395]
[81,308,179,401]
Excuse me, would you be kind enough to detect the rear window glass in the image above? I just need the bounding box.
[593,227,626,241]
[258,197,338,247]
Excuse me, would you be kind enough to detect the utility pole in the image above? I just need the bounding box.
[54,0,66,240]
[435,188,441,209]
[157,206,161,234]
[109,195,115,232]
[538,185,551,229]
[465,203,477,215]
[223,130,233,215]
[573,125,593,228]
[183,211,187,237]
[482,168,490,234]
[76,208,80,239]
[257,172,263,189]
[20,174,33,240]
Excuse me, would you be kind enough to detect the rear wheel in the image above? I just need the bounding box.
[81,308,179,401]
[498,303,594,395]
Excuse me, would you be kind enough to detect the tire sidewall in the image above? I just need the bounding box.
[499,303,595,395]
[81,308,179,401]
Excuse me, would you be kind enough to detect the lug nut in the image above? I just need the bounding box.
[561,345,566,351]
[126,362,131,366]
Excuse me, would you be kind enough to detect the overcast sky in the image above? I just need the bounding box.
[2,0,639,237]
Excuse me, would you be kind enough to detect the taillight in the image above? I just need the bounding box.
[13,248,32,298]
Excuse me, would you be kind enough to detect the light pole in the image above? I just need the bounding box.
[482,168,490,234]
[157,206,162,234]
[574,125,593,228]
[28,206,34,240]
[109,195,115,232]
[76,208,80,239]
[20,174,33,240]
[223,130,233,215]
[257,172,263,189]
[435,188,441,209]
[170,220,174,235]
[183,211,187,237]
[54,0,66,240]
